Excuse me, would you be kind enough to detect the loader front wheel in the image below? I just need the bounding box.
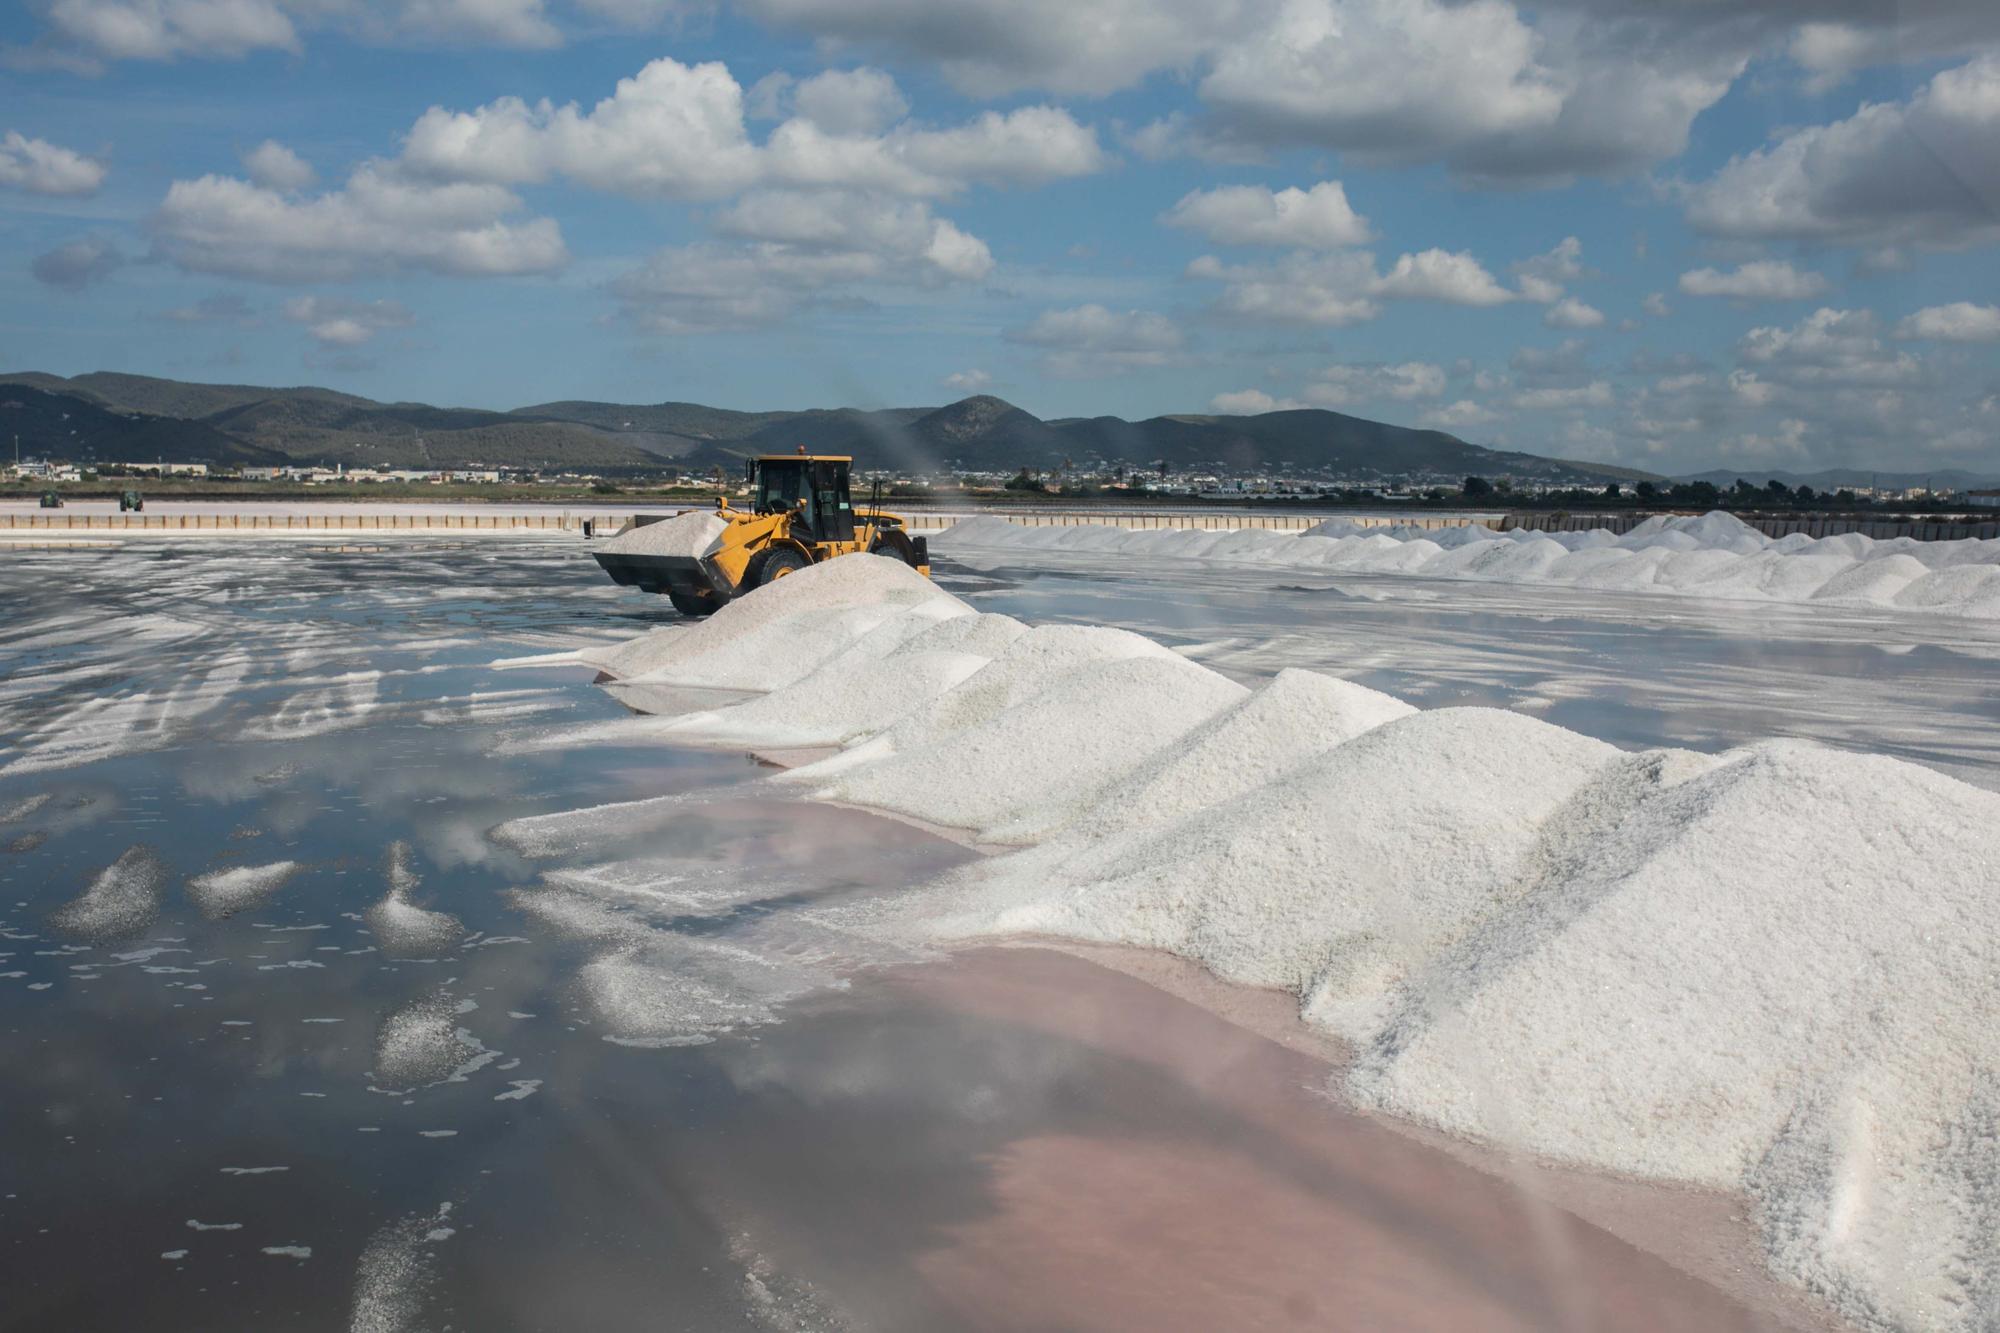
[666,588,723,617]
[869,529,920,568]
[746,546,810,588]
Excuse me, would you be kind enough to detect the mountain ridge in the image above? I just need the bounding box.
[4,370,1659,483]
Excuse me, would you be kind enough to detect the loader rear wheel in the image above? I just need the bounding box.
[869,529,920,568]
[746,546,810,588]
[666,588,723,617]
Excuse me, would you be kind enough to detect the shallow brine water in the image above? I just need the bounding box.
[0,538,1852,1330]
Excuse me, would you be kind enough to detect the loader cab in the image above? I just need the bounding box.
[748,453,855,543]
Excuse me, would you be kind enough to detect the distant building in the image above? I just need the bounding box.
[105,461,209,476]
[1968,490,2000,509]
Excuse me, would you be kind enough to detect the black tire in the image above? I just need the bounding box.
[869,528,920,567]
[666,588,723,617]
[745,545,811,588]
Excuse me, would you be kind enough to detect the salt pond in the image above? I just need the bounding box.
[5,534,1974,1330]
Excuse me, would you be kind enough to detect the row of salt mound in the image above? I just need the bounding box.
[901,707,1617,1038]
[847,666,1421,937]
[851,659,2000,1330]
[580,537,2000,1328]
[942,511,2000,615]
[581,554,971,692]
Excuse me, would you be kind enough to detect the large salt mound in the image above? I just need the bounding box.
[658,613,1027,751]
[1348,741,2000,1332]
[809,653,1249,843]
[921,708,1618,1036]
[583,554,968,692]
[1016,667,1416,844]
[1809,553,1931,604]
[1895,564,2000,614]
[596,509,726,558]
[775,622,1181,785]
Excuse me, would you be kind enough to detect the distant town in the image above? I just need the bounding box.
[7,451,1995,514]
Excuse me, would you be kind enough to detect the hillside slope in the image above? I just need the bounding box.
[2,371,1653,482]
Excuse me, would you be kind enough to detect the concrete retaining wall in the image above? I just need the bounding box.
[11,508,1991,543]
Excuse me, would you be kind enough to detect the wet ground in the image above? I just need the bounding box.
[0,536,1897,1330]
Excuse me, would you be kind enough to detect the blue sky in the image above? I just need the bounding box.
[2,0,1998,474]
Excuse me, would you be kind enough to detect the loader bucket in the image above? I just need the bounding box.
[589,551,735,600]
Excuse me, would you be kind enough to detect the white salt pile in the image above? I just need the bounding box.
[596,509,727,559]
[940,511,2000,618]
[51,846,168,939]
[187,861,301,919]
[365,843,463,956]
[656,612,1029,752]
[563,550,2000,1330]
[1345,742,2000,1332]
[907,708,1620,1042]
[774,622,1194,788]
[1029,666,1416,843]
[803,653,1248,844]
[581,554,969,692]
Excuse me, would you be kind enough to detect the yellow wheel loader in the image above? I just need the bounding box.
[593,451,930,617]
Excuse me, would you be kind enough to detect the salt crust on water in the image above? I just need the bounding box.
[186,861,301,919]
[574,551,2000,1331]
[596,509,728,560]
[365,843,462,956]
[941,510,2000,618]
[51,846,168,939]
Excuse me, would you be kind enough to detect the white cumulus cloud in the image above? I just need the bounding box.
[1160,181,1371,249]
[1210,387,1298,414]
[1894,302,2000,343]
[1737,308,1923,386]
[1005,304,1188,377]
[1684,55,2000,250]
[240,139,315,191]
[281,295,414,346]
[397,60,1106,200]
[1678,260,1830,301]
[0,130,107,196]
[1543,296,1605,329]
[1306,361,1446,405]
[1511,381,1614,410]
[42,0,299,61]
[1372,248,1515,306]
[150,164,568,282]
